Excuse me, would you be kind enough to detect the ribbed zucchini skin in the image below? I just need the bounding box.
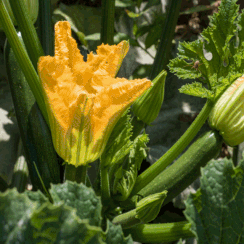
[4,33,61,191]
[139,130,223,204]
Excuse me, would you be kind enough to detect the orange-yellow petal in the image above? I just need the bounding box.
[87,40,129,78]
[38,21,152,166]
[87,78,151,160]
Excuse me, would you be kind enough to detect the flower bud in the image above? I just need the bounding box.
[209,75,244,146]
[136,191,167,223]
[0,0,39,30]
[132,70,166,125]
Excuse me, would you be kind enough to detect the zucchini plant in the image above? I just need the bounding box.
[0,0,243,243]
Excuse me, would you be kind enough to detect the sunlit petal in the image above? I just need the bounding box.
[38,21,152,166]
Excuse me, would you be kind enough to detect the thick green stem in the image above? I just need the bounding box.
[9,0,44,69]
[100,166,111,205]
[100,0,115,44]
[124,221,194,243]
[112,209,141,229]
[0,2,48,123]
[65,164,88,184]
[149,0,182,80]
[130,100,214,196]
[37,0,54,56]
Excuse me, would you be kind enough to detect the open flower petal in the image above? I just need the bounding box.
[38,21,152,166]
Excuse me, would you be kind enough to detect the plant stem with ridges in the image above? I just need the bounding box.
[9,0,44,69]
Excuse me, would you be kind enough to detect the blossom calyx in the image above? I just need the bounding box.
[132,70,166,125]
[136,191,167,223]
[209,75,244,146]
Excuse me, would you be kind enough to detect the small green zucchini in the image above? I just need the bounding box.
[138,130,223,204]
[4,33,61,191]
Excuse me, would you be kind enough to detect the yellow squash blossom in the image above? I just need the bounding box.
[38,21,152,166]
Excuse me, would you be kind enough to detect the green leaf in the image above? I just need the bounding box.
[179,82,214,99]
[30,203,103,244]
[50,181,102,227]
[180,5,211,15]
[169,56,204,80]
[112,132,149,201]
[145,23,162,49]
[26,190,49,207]
[113,32,139,46]
[142,0,161,11]
[115,0,135,8]
[101,109,149,201]
[0,188,38,243]
[85,33,101,41]
[125,9,144,18]
[135,24,152,38]
[104,220,133,244]
[129,132,149,171]
[100,110,133,167]
[169,0,244,101]
[0,189,103,244]
[184,156,244,243]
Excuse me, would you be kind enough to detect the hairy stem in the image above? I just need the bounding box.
[9,0,44,69]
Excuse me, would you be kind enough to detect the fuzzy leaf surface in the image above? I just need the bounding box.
[50,181,102,227]
[169,0,244,101]
[112,132,149,201]
[184,157,244,243]
[0,188,103,244]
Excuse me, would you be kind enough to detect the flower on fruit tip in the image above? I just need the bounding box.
[209,75,244,146]
[38,21,152,166]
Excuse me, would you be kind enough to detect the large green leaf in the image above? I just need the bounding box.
[0,188,103,244]
[50,181,102,227]
[30,203,103,244]
[184,156,244,243]
[169,0,244,101]
[26,190,49,207]
[0,188,38,243]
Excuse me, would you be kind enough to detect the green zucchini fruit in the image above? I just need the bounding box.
[4,32,61,191]
[138,130,223,204]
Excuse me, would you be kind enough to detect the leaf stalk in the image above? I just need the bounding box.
[9,0,44,69]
